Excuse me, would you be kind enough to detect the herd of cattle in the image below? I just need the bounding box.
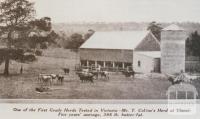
[37,67,137,86]
[38,73,65,85]
[37,68,113,86]
[36,66,200,88]
[76,69,110,83]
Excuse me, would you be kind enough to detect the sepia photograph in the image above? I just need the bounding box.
[0,0,200,101]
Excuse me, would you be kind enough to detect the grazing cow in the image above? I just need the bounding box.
[122,70,135,78]
[56,74,64,84]
[50,74,57,84]
[99,71,109,79]
[77,72,94,83]
[38,74,52,86]
[38,74,58,85]
[90,71,99,80]
[38,74,45,83]
[63,68,70,75]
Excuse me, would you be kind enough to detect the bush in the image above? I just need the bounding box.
[40,42,48,49]
[35,50,42,56]
[24,54,37,62]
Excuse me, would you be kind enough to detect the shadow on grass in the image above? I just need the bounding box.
[0,73,21,77]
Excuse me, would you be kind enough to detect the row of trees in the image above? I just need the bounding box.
[186,31,200,57]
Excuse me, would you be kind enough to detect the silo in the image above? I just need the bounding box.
[161,24,187,74]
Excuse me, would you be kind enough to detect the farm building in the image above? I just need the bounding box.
[79,24,189,74]
[79,30,160,72]
[161,24,187,74]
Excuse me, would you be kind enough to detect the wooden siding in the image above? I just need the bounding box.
[80,48,133,63]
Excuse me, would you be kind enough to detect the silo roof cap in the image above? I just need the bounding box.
[163,24,185,31]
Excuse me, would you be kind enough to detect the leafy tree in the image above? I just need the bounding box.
[0,0,57,75]
[64,33,84,49]
[63,30,95,49]
[147,21,163,40]
[27,17,58,49]
[186,31,200,57]
[0,0,35,75]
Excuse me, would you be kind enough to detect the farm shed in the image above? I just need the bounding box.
[133,51,161,73]
[79,31,160,71]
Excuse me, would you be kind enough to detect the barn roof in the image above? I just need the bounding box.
[163,24,185,31]
[80,31,149,50]
[135,51,161,58]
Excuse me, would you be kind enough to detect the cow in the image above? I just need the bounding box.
[99,71,109,80]
[38,73,58,85]
[62,68,70,75]
[56,74,64,85]
[38,74,52,86]
[49,74,58,84]
[89,71,99,80]
[122,70,135,78]
[77,71,94,83]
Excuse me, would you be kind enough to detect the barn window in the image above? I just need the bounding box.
[138,61,141,67]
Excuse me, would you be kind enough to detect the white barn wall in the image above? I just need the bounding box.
[133,52,154,73]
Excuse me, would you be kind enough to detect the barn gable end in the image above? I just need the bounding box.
[134,32,160,51]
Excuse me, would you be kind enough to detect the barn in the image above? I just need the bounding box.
[79,24,194,74]
[79,30,160,72]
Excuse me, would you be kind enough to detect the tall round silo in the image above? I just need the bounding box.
[161,24,187,74]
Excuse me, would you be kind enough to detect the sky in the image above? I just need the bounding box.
[31,0,200,23]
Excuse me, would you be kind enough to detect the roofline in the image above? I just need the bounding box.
[79,47,134,51]
[80,30,150,49]
[133,31,160,50]
[134,51,161,58]
[162,24,185,31]
[149,31,161,45]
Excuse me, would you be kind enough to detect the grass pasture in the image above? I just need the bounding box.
[0,48,199,99]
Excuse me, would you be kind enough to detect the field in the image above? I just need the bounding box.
[0,48,199,99]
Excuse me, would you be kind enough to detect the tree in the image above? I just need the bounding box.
[147,21,163,41]
[0,0,35,75]
[186,31,200,57]
[0,0,57,75]
[64,33,84,49]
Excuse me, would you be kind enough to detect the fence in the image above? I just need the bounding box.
[75,65,132,72]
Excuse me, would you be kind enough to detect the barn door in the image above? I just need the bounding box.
[154,58,161,73]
